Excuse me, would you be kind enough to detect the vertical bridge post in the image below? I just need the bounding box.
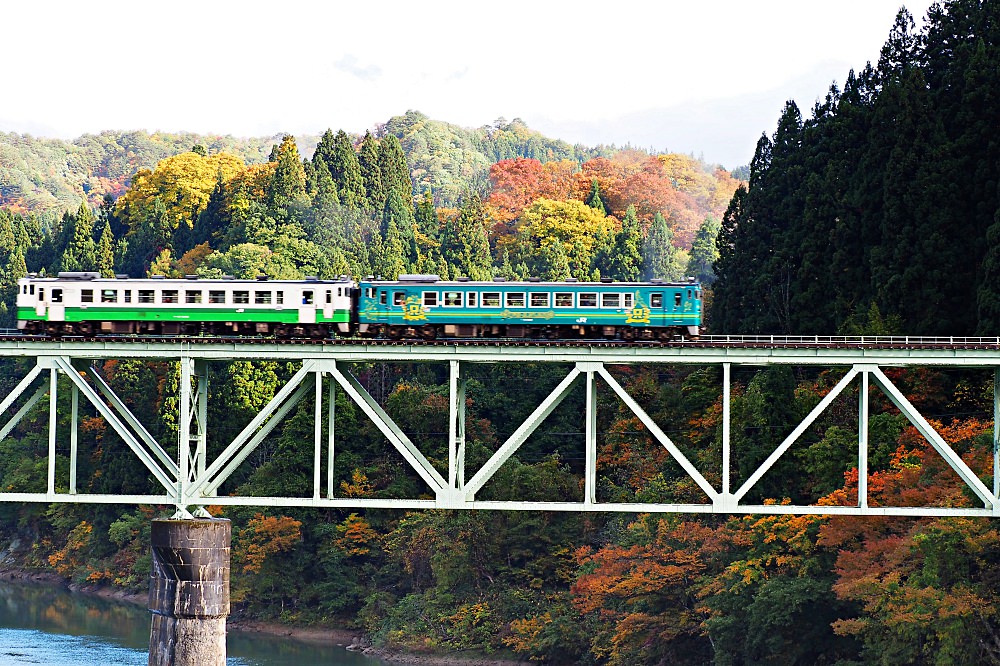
[148,518,231,666]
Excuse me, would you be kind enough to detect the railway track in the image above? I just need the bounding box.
[0,331,998,350]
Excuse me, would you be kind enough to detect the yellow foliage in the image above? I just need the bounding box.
[116,151,245,231]
[340,469,374,498]
[517,198,615,254]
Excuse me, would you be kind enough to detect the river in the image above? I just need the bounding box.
[0,581,383,665]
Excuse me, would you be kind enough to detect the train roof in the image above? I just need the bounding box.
[21,272,354,284]
[360,274,701,288]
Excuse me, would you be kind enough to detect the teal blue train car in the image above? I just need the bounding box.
[356,275,701,340]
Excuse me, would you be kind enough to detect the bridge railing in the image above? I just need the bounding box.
[700,335,1000,347]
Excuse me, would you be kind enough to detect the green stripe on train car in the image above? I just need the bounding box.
[17,306,351,324]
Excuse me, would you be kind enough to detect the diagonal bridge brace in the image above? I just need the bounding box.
[731,364,996,510]
[51,357,175,493]
[327,361,447,493]
[188,361,316,499]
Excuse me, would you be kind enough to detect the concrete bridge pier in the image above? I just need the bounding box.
[148,518,231,666]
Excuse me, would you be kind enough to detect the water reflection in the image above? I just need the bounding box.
[0,581,381,665]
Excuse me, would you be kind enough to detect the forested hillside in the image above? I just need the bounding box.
[713,1,1000,337]
[0,113,613,217]
[6,2,1000,664]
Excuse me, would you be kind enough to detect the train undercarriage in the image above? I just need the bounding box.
[18,320,699,341]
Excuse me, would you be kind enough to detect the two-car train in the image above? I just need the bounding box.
[16,273,702,341]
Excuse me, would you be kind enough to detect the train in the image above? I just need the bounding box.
[15,272,702,341]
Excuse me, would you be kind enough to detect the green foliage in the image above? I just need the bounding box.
[643,211,685,281]
[713,3,1000,336]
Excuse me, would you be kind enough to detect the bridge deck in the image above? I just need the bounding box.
[0,335,997,517]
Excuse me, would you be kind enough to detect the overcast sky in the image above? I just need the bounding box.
[4,1,935,168]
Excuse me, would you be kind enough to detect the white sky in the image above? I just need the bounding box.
[3,0,935,168]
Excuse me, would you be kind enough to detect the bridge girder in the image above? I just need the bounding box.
[0,340,996,517]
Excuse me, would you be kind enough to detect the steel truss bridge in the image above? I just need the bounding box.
[0,335,999,518]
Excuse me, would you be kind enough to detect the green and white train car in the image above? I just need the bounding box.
[16,272,355,336]
[357,275,702,340]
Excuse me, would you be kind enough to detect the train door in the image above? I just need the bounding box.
[48,288,66,321]
[671,289,683,322]
[36,287,66,321]
[298,288,316,324]
[322,289,334,320]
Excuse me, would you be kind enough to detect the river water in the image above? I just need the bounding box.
[0,581,383,665]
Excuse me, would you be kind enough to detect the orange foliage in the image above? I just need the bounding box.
[239,514,302,573]
[174,242,214,276]
[486,158,575,228]
[335,513,379,556]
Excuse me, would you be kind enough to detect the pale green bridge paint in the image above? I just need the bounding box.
[0,337,997,518]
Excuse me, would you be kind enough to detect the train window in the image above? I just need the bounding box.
[124,290,131,304]
[444,291,462,306]
[255,291,272,305]
[674,293,682,306]
[393,292,405,306]
[185,290,202,304]
[139,290,154,304]
[29,285,34,295]
[51,289,62,303]
[688,289,692,298]
[423,292,438,307]
[482,292,501,307]
[365,288,375,299]
[162,290,178,304]
[696,290,702,299]
[579,293,597,307]
[468,292,478,307]
[39,288,45,301]
[651,293,663,307]
[302,290,314,305]
[337,287,342,297]
[623,293,634,309]
[505,292,525,308]
[101,289,117,303]
[326,291,332,305]
[209,291,225,304]
[379,291,387,305]
[601,293,621,308]
[276,291,284,305]
[81,289,94,304]
[530,293,549,308]
[554,293,573,307]
[234,291,249,304]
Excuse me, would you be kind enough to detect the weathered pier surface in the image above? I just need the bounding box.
[148,518,231,666]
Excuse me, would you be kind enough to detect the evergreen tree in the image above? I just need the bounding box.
[193,172,230,249]
[440,195,494,280]
[378,133,412,207]
[371,218,406,279]
[358,131,384,213]
[97,218,115,277]
[584,179,607,215]
[266,135,308,212]
[122,197,171,277]
[642,212,684,281]
[382,188,417,268]
[686,216,721,284]
[327,130,366,210]
[415,191,439,240]
[601,205,642,281]
[60,201,98,272]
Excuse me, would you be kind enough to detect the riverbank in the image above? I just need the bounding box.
[0,568,528,665]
